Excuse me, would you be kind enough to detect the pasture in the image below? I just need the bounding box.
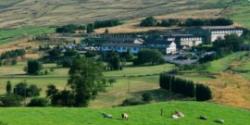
[0,101,249,125]
[0,27,54,45]
[0,62,175,107]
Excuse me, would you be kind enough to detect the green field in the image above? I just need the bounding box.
[0,101,249,125]
[0,27,54,44]
[229,0,250,28]
[0,63,175,107]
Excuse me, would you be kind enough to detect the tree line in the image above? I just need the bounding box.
[140,16,233,27]
[56,19,122,33]
[159,73,212,101]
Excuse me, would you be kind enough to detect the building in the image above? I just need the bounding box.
[99,38,144,53]
[180,37,203,47]
[166,42,177,54]
[203,26,244,42]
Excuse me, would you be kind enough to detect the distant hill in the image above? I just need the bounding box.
[0,101,249,125]
[0,0,235,28]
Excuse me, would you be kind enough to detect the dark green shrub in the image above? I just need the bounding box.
[28,98,49,107]
[142,93,153,102]
[0,94,23,107]
[121,98,144,106]
[196,84,212,101]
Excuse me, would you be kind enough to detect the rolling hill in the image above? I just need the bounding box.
[0,101,249,125]
[0,0,234,28]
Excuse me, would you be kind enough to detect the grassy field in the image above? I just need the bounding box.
[177,52,250,109]
[0,62,175,107]
[228,0,250,28]
[0,27,54,44]
[0,101,249,125]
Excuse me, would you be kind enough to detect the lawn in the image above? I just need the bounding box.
[0,101,249,125]
[0,27,54,44]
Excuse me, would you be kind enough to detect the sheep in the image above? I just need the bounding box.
[101,113,113,119]
[121,113,129,120]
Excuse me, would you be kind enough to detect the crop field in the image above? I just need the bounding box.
[0,101,249,125]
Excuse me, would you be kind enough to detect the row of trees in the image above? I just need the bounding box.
[0,81,41,107]
[0,49,25,60]
[56,19,122,33]
[159,74,212,101]
[140,17,233,27]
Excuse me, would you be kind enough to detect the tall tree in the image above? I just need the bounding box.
[68,57,105,107]
[6,81,12,94]
[26,60,42,75]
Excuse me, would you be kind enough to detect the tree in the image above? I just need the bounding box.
[6,81,12,94]
[26,60,42,75]
[46,85,58,97]
[108,78,116,86]
[13,82,41,98]
[213,34,243,54]
[140,17,158,27]
[134,49,164,65]
[196,84,212,101]
[0,94,23,107]
[28,98,48,107]
[87,23,95,33]
[50,90,75,106]
[68,57,105,107]
[106,52,123,70]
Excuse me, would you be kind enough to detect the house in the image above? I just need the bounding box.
[166,42,177,54]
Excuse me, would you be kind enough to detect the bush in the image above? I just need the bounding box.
[121,98,144,106]
[0,94,23,107]
[28,98,49,107]
[94,19,122,29]
[196,84,212,101]
[140,17,158,27]
[142,93,153,102]
[13,83,41,97]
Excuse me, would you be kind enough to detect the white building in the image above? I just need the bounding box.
[210,29,243,42]
[180,37,203,47]
[166,42,177,54]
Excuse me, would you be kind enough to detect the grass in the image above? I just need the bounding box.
[177,52,250,109]
[229,0,250,28]
[0,101,249,125]
[0,27,54,44]
[0,62,175,107]
[0,0,232,28]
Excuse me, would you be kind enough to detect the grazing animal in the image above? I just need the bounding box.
[101,113,113,119]
[171,111,185,119]
[199,115,208,120]
[215,119,224,124]
[121,113,129,120]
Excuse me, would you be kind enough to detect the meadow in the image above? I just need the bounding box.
[0,62,175,107]
[0,101,249,125]
[0,27,54,44]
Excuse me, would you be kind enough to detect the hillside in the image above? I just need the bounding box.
[0,0,232,28]
[178,52,250,109]
[0,101,249,125]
